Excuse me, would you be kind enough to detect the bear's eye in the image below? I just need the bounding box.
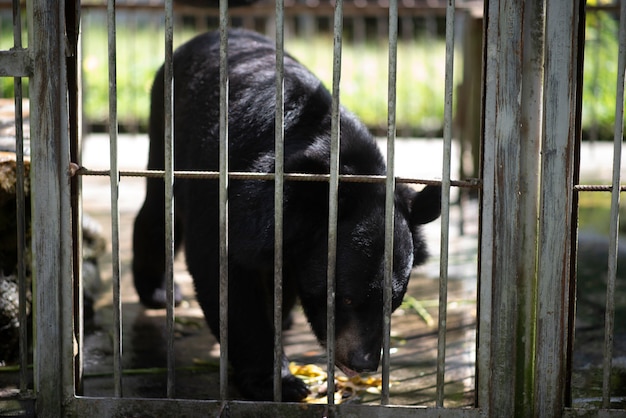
[342,297,352,306]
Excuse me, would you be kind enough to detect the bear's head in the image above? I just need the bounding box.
[296,183,441,376]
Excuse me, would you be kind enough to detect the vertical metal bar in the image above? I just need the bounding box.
[602,0,626,407]
[164,0,176,399]
[107,0,123,398]
[326,0,343,406]
[565,2,586,406]
[218,0,230,401]
[273,0,285,403]
[436,0,454,407]
[380,0,397,406]
[60,3,77,405]
[535,0,581,415]
[15,68,28,393]
[477,4,494,405]
[66,0,84,396]
[30,0,71,414]
[12,0,28,394]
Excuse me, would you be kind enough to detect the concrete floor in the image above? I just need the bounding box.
[76,134,626,408]
[3,134,622,409]
[79,134,479,406]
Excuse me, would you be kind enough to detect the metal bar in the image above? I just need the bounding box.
[77,168,480,188]
[273,0,285,403]
[602,0,626,408]
[0,50,32,77]
[164,0,176,399]
[107,0,123,398]
[30,0,72,415]
[326,0,344,405]
[76,1,473,19]
[60,2,77,404]
[67,397,484,417]
[436,0,455,407]
[67,0,84,397]
[218,0,229,401]
[380,0,397,405]
[534,0,581,415]
[565,2,585,406]
[12,0,28,394]
[575,185,626,192]
[12,0,25,369]
[15,68,28,395]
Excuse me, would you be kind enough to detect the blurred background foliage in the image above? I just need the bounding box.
[0,3,623,140]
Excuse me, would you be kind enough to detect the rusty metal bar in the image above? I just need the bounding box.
[380,0,397,405]
[273,0,286,403]
[534,0,581,415]
[575,184,626,192]
[218,0,230,401]
[77,168,479,189]
[602,0,626,408]
[106,0,123,398]
[326,0,344,405]
[164,0,177,399]
[436,0,455,407]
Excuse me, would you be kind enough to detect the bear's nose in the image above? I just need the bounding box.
[349,351,380,373]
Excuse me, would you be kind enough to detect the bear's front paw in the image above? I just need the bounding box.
[281,374,310,402]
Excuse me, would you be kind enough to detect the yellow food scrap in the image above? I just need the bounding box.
[289,362,388,404]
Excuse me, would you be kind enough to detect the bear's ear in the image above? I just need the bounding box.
[409,185,441,226]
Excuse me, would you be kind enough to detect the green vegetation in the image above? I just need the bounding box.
[582,8,625,141]
[286,36,449,135]
[77,14,450,134]
[0,10,451,135]
[0,8,623,138]
[578,190,626,235]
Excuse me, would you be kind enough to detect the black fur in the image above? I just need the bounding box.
[132,28,441,401]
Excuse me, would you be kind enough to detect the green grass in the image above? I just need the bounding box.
[285,36,449,134]
[77,15,451,134]
[578,190,626,235]
[0,9,624,138]
[582,9,625,141]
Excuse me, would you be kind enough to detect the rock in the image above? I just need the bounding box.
[0,103,107,362]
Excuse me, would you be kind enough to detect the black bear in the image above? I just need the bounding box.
[132,28,441,401]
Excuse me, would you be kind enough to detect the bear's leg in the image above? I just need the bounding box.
[132,177,183,308]
[196,266,309,401]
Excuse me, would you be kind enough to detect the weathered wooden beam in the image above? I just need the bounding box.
[0,50,32,77]
[29,0,73,416]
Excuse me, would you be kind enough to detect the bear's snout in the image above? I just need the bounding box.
[335,318,382,376]
[348,351,380,372]
[336,345,382,378]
